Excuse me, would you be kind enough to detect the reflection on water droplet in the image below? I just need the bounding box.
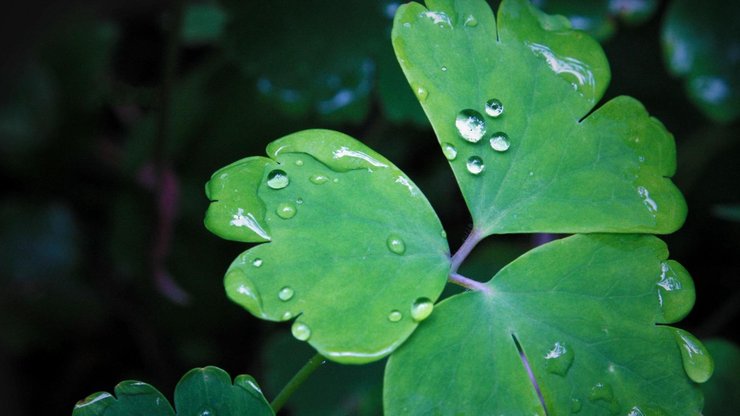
[278,286,294,301]
[588,382,614,403]
[485,98,504,117]
[656,260,693,323]
[571,398,582,413]
[466,156,485,175]
[281,311,292,320]
[637,186,658,214]
[310,174,329,185]
[410,298,434,322]
[224,269,262,314]
[544,341,574,376]
[673,328,713,383]
[414,86,428,101]
[291,322,312,341]
[200,408,214,416]
[657,262,682,291]
[388,310,402,322]
[489,132,511,152]
[627,407,645,416]
[294,159,304,167]
[442,143,458,160]
[267,169,289,189]
[441,66,448,72]
[252,258,263,268]
[456,109,486,142]
[276,202,297,219]
[386,235,406,255]
[296,197,304,205]
[422,11,452,28]
[464,15,478,27]
[527,42,597,101]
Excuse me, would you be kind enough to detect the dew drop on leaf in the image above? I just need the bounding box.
[414,85,429,101]
[544,341,574,376]
[410,298,434,322]
[673,328,713,383]
[309,174,329,185]
[294,159,304,167]
[588,382,614,403]
[388,310,403,322]
[442,143,458,160]
[276,202,297,219]
[455,109,486,142]
[484,98,504,117]
[281,311,292,320]
[291,322,312,341]
[637,186,658,215]
[489,132,511,152]
[441,65,448,72]
[464,15,478,27]
[266,169,289,189]
[571,398,582,413]
[466,156,485,175]
[199,408,214,416]
[278,286,294,301]
[224,269,262,315]
[386,235,406,255]
[252,258,263,268]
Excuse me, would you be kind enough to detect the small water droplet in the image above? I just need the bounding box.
[278,286,294,301]
[441,66,448,72]
[414,86,428,101]
[464,15,478,27]
[455,109,486,142]
[252,258,263,268]
[276,202,297,219]
[489,132,511,152]
[267,169,289,189]
[440,229,447,238]
[224,269,262,315]
[484,98,504,117]
[296,197,304,205]
[637,186,658,214]
[570,398,582,413]
[544,341,574,376]
[388,310,402,322]
[588,382,614,403]
[199,408,214,416]
[310,174,329,185]
[294,159,304,166]
[442,142,458,160]
[386,235,406,255]
[466,156,485,175]
[332,178,339,183]
[673,328,713,383]
[281,311,293,320]
[410,297,434,322]
[638,156,645,163]
[291,322,312,341]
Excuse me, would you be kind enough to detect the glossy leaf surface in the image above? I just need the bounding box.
[662,0,740,123]
[205,130,449,363]
[73,367,272,416]
[393,0,686,236]
[385,234,708,415]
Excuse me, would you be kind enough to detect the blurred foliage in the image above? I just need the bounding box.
[0,0,737,414]
[532,0,658,40]
[701,339,740,414]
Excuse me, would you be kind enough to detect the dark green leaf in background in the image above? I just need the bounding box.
[701,339,740,414]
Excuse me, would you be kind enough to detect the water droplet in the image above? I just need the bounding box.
[421,11,452,28]
[489,132,511,152]
[278,286,294,301]
[637,186,658,214]
[252,258,263,268]
[267,169,289,189]
[281,311,292,320]
[294,159,304,167]
[199,408,214,416]
[656,261,694,323]
[570,398,582,413]
[588,383,615,405]
[224,269,262,314]
[295,197,304,205]
[276,202,297,219]
[441,66,448,72]
[527,42,597,102]
[388,310,402,322]
[410,298,434,322]
[440,229,447,239]
[291,322,312,341]
[414,86,428,101]
[627,407,645,416]
[310,174,329,185]
[455,109,486,142]
[464,15,478,27]
[485,98,504,117]
[466,156,485,175]
[544,341,574,376]
[332,178,339,183]
[386,235,406,255]
[673,328,713,383]
[442,143,458,160]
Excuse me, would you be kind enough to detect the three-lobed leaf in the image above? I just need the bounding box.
[205,129,449,364]
[393,0,686,237]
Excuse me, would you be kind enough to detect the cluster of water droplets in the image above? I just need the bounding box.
[447,98,511,176]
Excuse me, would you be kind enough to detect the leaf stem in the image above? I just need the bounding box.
[450,228,483,273]
[449,273,491,294]
[270,353,325,413]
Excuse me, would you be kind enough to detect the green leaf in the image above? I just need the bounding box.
[182,2,227,45]
[392,0,686,236]
[701,339,740,414]
[385,234,709,415]
[533,0,659,40]
[205,130,449,363]
[72,367,273,416]
[662,0,740,123]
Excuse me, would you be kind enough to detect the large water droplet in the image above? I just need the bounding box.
[455,109,486,142]
[414,85,428,101]
[673,328,713,383]
[489,132,511,152]
[388,310,402,322]
[464,15,478,27]
[442,142,458,160]
[466,156,485,175]
[291,322,312,341]
[224,269,263,314]
[267,169,289,189]
[656,260,694,323]
[485,98,504,117]
[278,286,294,301]
[527,42,597,102]
[544,341,575,376]
[410,297,434,322]
[252,258,263,268]
[310,174,329,185]
[387,235,406,255]
[276,202,297,219]
[588,382,614,403]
